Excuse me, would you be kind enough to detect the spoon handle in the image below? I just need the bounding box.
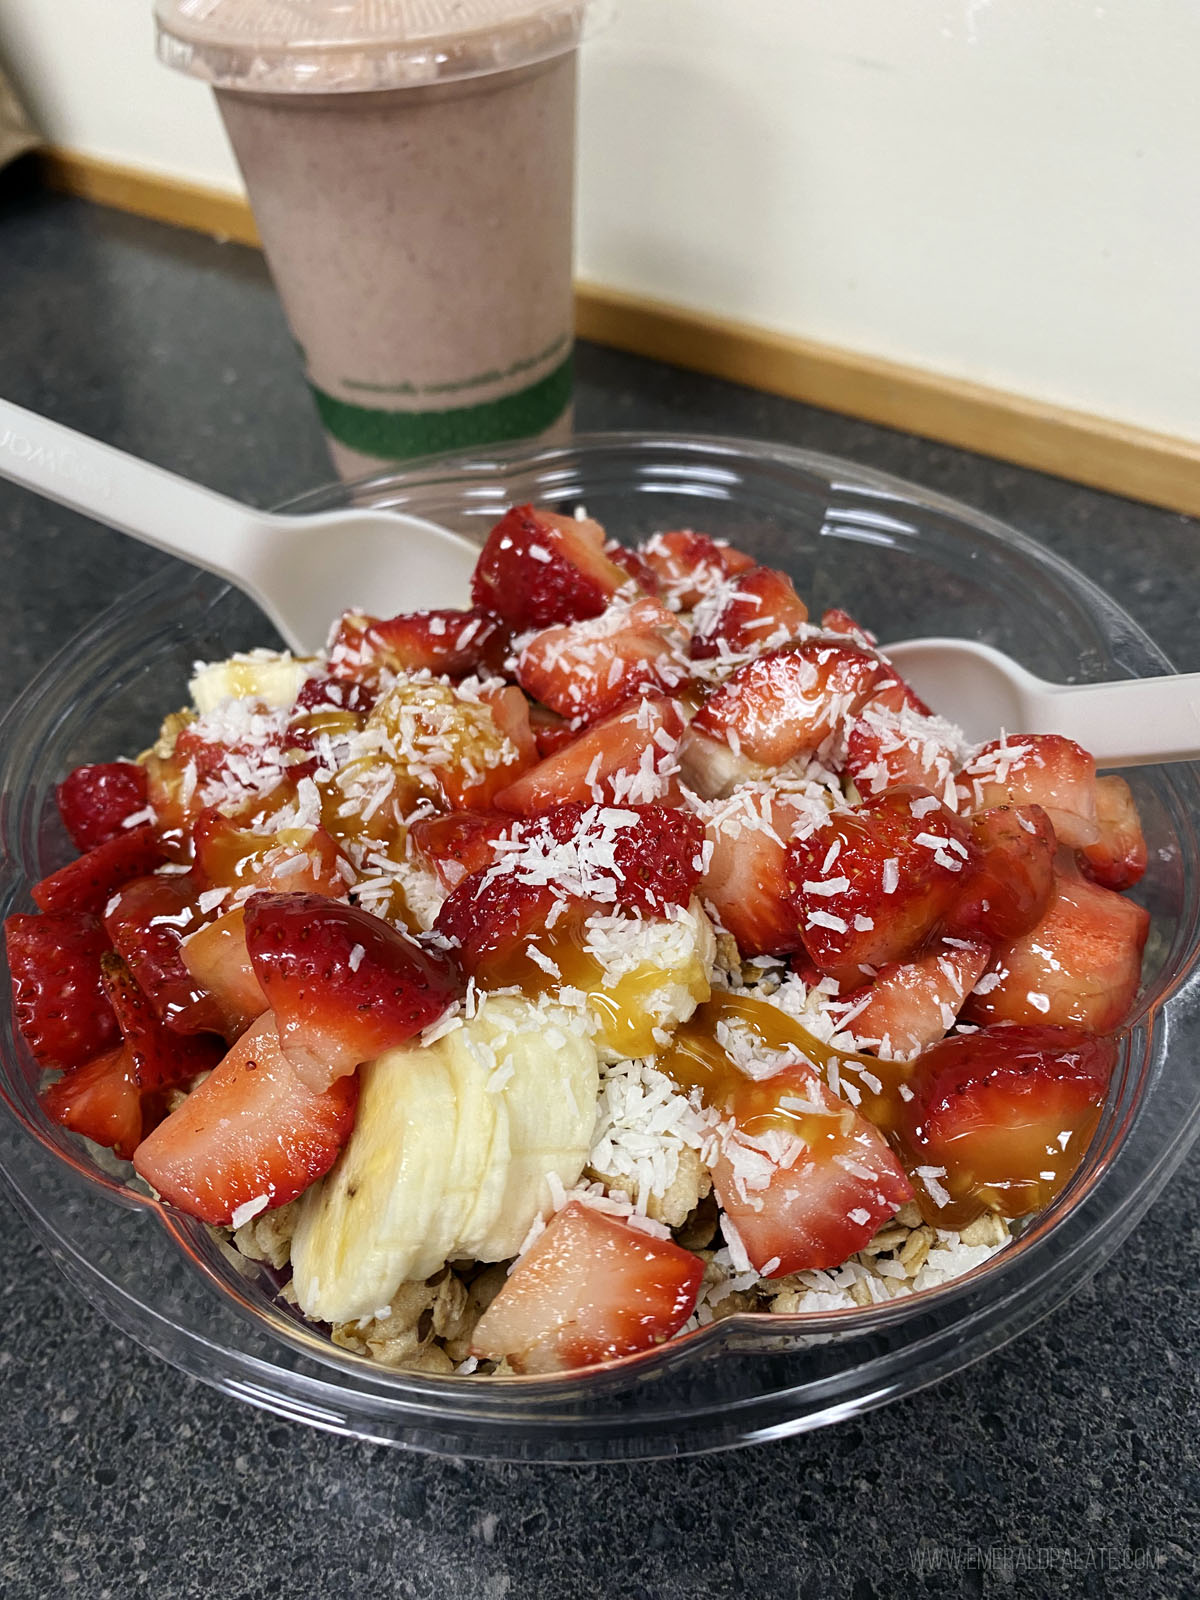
[0,396,278,587]
[1044,673,1200,766]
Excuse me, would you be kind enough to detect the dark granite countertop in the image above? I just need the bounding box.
[1,177,1197,1600]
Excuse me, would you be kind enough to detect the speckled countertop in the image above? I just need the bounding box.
[1,172,1198,1599]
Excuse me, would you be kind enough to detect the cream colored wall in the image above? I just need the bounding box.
[2,0,1197,441]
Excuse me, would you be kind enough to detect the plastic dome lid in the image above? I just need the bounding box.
[154,0,602,92]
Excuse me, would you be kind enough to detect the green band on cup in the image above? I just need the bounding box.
[311,351,574,460]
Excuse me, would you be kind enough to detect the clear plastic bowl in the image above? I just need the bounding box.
[2,434,1197,1462]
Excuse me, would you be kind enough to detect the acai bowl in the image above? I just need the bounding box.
[1,434,1197,1461]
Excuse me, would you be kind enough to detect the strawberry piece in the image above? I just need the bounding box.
[56,762,149,852]
[434,803,705,974]
[820,607,879,647]
[470,505,627,631]
[469,1201,703,1374]
[836,938,991,1058]
[409,810,514,890]
[689,642,885,768]
[603,541,661,594]
[180,907,268,1041]
[710,1060,911,1276]
[902,1023,1117,1223]
[637,530,755,610]
[515,595,690,723]
[1078,775,1147,891]
[697,788,819,957]
[329,607,507,683]
[957,734,1099,848]
[844,675,957,800]
[172,722,289,791]
[494,694,685,815]
[294,674,377,718]
[527,700,577,758]
[786,786,977,986]
[105,872,225,1035]
[31,825,166,917]
[192,808,346,899]
[99,951,222,1091]
[244,893,460,1090]
[689,565,809,660]
[42,1047,144,1161]
[963,872,1149,1033]
[5,911,119,1071]
[132,1014,359,1224]
[946,804,1056,943]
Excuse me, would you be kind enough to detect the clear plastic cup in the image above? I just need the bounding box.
[154,1,597,477]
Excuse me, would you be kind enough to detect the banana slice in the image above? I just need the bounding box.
[290,994,598,1324]
[581,900,717,1063]
[189,649,314,714]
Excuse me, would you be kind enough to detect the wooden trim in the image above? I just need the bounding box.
[38,147,1200,517]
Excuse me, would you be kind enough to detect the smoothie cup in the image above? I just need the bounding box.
[154,1,598,478]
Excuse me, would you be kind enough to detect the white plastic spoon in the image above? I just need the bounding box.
[0,397,480,654]
[883,637,1200,767]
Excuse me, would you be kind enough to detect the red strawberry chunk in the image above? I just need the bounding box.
[410,810,515,890]
[5,911,119,1071]
[603,541,661,594]
[946,804,1056,943]
[56,761,150,851]
[105,872,226,1036]
[527,700,576,758]
[329,607,507,683]
[901,1023,1117,1224]
[132,1014,359,1224]
[494,694,685,815]
[834,938,991,1058]
[963,871,1149,1033]
[244,893,461,1091]
[173,722,290,792]
[42,1046,144,1161]
[471,505,627,632]
[689,642,886,768]
[689,565,810,661]
[192,808,347,899]
[845,676,958,801]
[293,674,377,718]
[697,788,823,957]
[180,907,268,1041]
[820,608,879,647]
[515,595,690,723]
[957,734,1099,848]
[1078,775,1147,891]
[470,1201,703,1374]
[434,868,564,980]
[636,529,755,611]
[786,786,977,986]
[99,951,222,1091]
[32,825,166,917]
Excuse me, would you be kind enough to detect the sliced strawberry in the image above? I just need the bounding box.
[1078,775,1147,891]
[192,808,346,899]
[494,694,685,815]
[470,505,627,632]
[697,788,819,957]
[469,1201,703,1374]
[515,595,690,723]
[172,721,289,792]
[329,607,507,683]
[104,872,225,1036]
[42,1046,144,1161]
[786,786,977,986]
[180,907,268,1041]
[637,530,755,610]
[836,938,991,1057]
[689,642,885,768]
[603,541,661,594]
[527,700,577,758]
[957,734,1099,848]
[946,804,1056,943]
[244,893,460,1089]
[98,951,222,1091]
[963,872,1149,1033]
[901,1023,1117,1224]
[434,868,563,980]
[845,676,958,800]
[132,1014,359,1224]
[5,911,119,1071]
[293,674,377,718]
[820,608,879,647]
[689,566,809,661]
[31,825,166,917]
[56,762,150,852]
[409,810,514,890]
